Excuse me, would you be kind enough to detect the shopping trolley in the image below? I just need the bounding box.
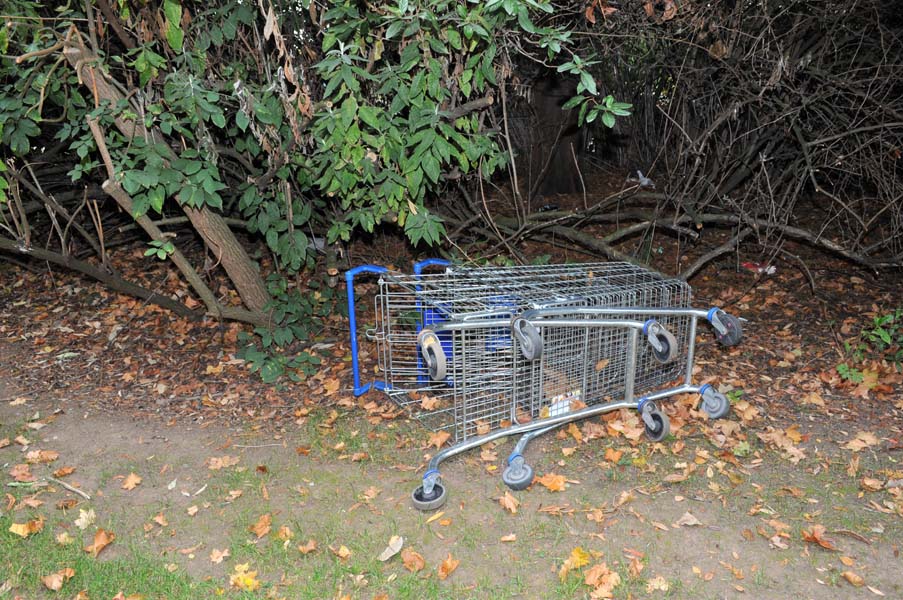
[346,259,743,510]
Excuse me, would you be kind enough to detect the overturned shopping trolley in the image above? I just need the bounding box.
[346,259,743,510]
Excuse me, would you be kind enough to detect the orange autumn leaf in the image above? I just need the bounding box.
[428,430,451,449]
[41,567,75,591]
[229,563,261,591]
[298,539,318,554]
[84,528,115,557]
[604,447,623,463]
[53,466,76,478]
[499,491,520,514]
[9,463,36,482]
[536,472,567,492]
[26,449,59,464]
[437,553,459,580]
[842,570,865,587]
[9,515,45,538]
[121,472,142,490]
[249,513,272,538]
[802,524,837,551]
[401,548,425,572]
[558,546,591,581]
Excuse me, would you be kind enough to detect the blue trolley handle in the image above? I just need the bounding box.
[413,258,451,275]
[345,265,388,396]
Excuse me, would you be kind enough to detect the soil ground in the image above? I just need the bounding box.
[1,233,903,599]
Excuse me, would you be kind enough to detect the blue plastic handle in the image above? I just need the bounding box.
[413,258,451,275]
[345,265,388,395]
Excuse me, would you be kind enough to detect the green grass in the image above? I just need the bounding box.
[0,514,221,598]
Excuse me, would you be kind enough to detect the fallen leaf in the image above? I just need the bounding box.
[9,463,36,483]
[331,545,352,560]
[537,472,567,492]
[276,525,293,541]
[499,491,520,514]
[421,396,440,410]
[153,513,168,527]
[298,539,318,554]
[802,524,836,551]
[41,567,75,591]
[9,516,45,538]
[56,531,74,545]
[120,472,142,490]
[57,498,78,510]
[860,478,884,492]
[186,505,199,517]
[26,449,59,464]
[428,430,451,449]
[867,584,886,596]
[53,466,76,478]
[604,447,623,463]
[500,534,517,542]
[673,511,703,527]
[210,548,230,564]
[843,571,865,587]
[378,535,404,561]
[206,455,240,470]
[401,548,425,572]
[840,556,855,567]
[425,511,445,524]
[558,546,591,581]
[646,575,670,592]
[84,528,115,557]
[229,563,260,591]
[0,438,8,449]
[438,553,460,580]
[844,431,880,452]
[249,513,271,538]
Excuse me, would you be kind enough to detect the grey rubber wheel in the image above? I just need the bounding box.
[411,482,447,511]
[714,312,743,346]
[702,391,731,419]
[418,330,446,381]
[650,328,679,363]
[512,317,543,361]
[502,463,534,491]
[644,410,670,442]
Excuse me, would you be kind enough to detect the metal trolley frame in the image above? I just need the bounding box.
[346,259,743,510]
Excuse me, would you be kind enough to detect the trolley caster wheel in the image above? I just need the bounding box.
[512,317,543,361]
[418,329,447,381]
[502,462,534,491]
[411,482,447,511]
[711,310,743,346]
[645,321,679,364]
[640,402,670,442]
[700,385,731,420]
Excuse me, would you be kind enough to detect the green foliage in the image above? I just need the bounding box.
[842,308,903,371]
[144,239,175,260]
[0,0,633,381]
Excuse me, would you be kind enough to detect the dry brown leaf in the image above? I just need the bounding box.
[249,513,271,538]
[844,431,880,452]
[438,553,460,580]
[207,455,240,470]
[673,511,702,527]
[604,447,623,463]
[121,472,142,490]
[420,396,440,410]
[9,515,45,538]
[84,528,115,557]
[428,430,451,449]
[298,539,318,554]
[0,437,9,449]
[536,472,566,492]
[801,524,836,551]
[276,525,293,541]
[839,555,855,567]
[595,358,610,371]
[860,478,884,492]
[331,545,352,560]
[53,466,76,478]
[153,512,168,527]
[646,575,670,592]
[26,449,59,464]
[499,491,520,514]
[9,463,36,483]
[210,548,230,564]
[401,548,425,572]
[377,535,404,561]
[186,505,199,516]
[41,567,75,591]
[842,571,865,587]
[500,534,517,542]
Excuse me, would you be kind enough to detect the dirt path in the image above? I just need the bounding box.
[2,370,902,599]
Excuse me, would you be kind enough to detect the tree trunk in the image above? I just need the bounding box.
[62,32,271,316]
